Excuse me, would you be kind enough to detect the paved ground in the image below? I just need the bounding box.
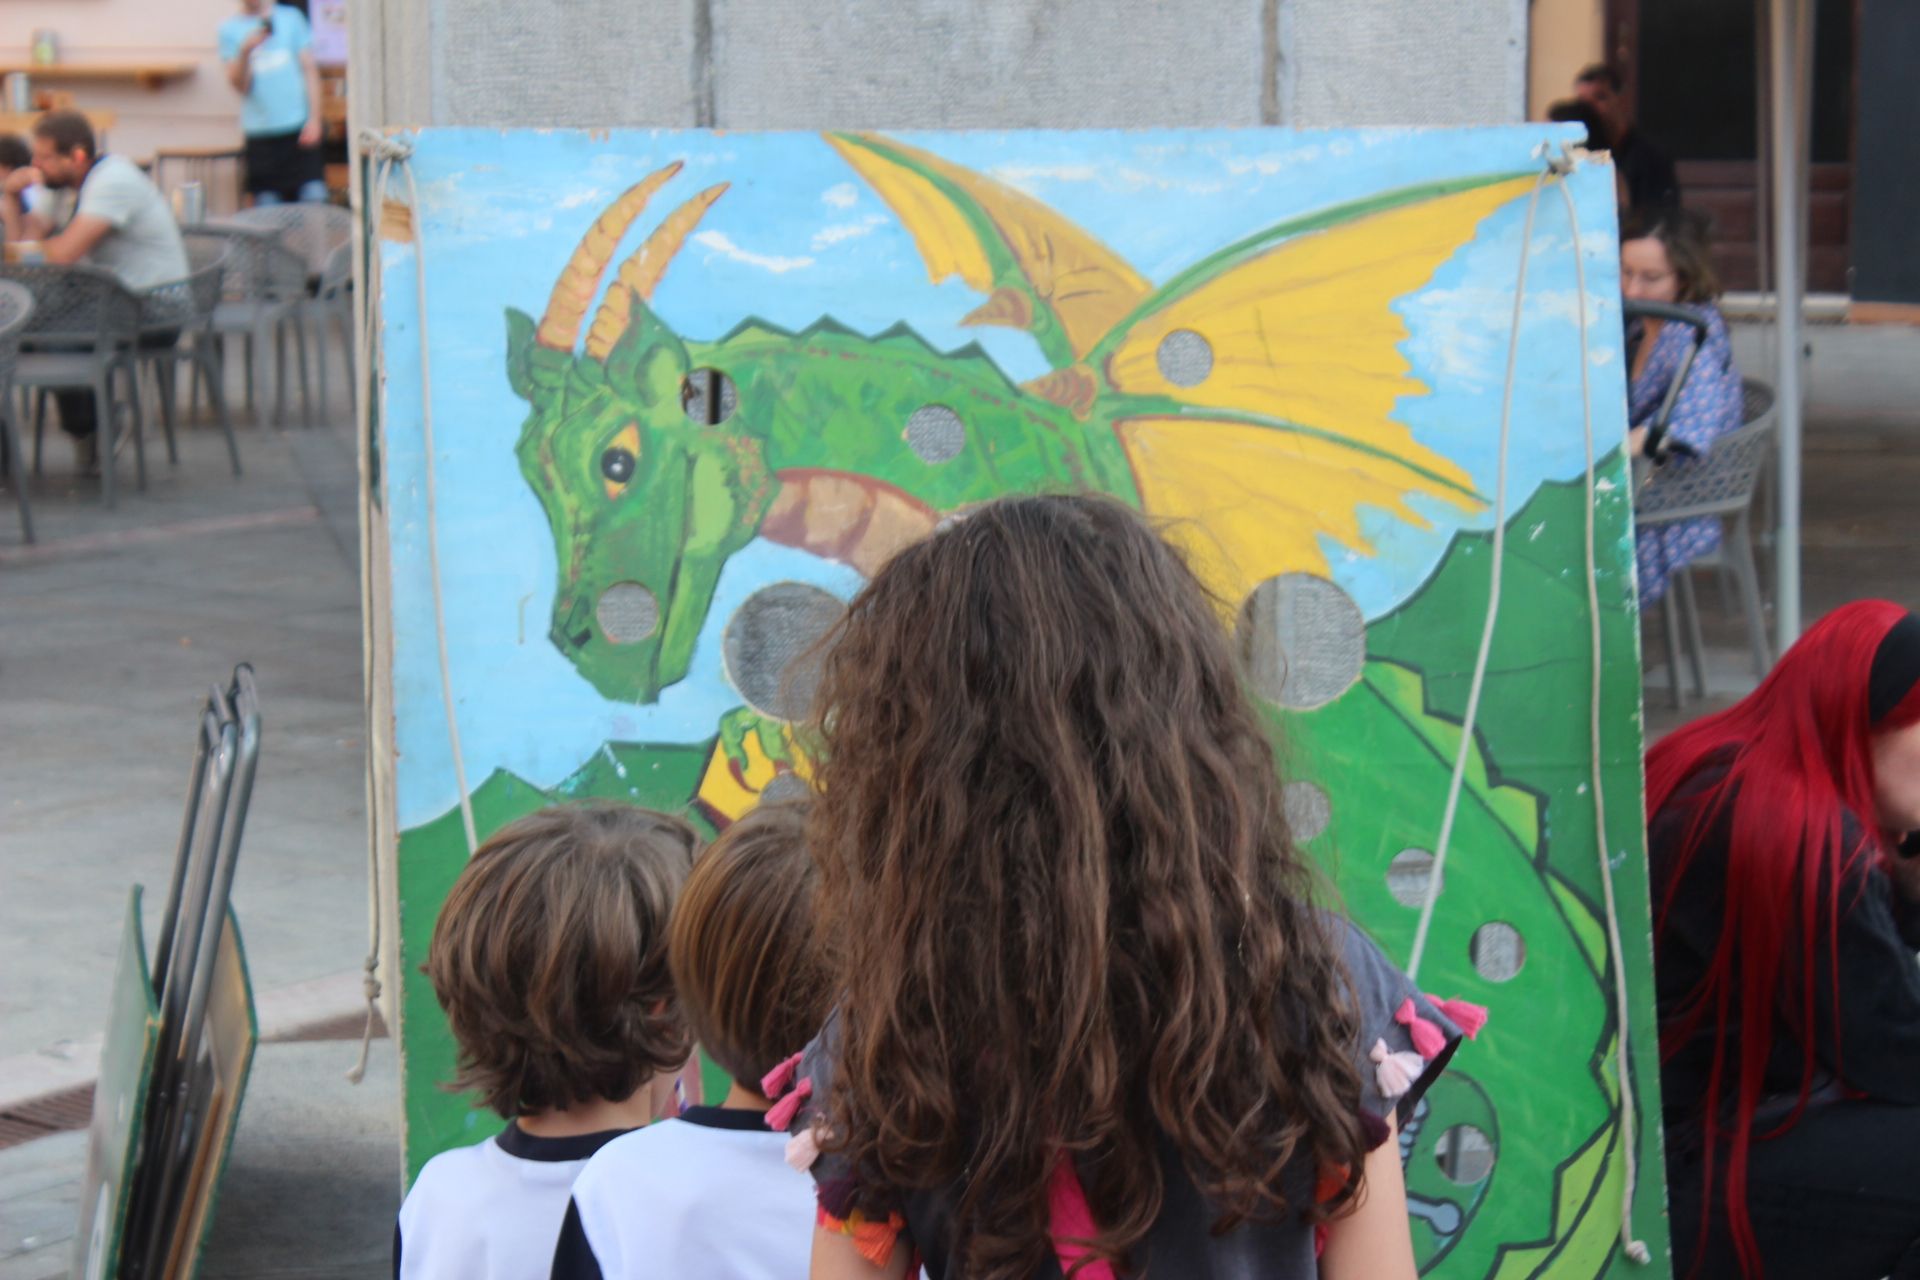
[0,318,1914,1277]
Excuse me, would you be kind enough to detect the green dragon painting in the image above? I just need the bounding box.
[388,130,1664,1277]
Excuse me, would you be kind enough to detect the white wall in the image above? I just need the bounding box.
[2,0,249,162]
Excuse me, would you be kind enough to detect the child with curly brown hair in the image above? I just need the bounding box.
[551,798,831,1279]
[393,803,699,1280]
[785,493,1471,1280]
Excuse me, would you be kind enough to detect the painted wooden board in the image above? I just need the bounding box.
[371,126,1664,1277]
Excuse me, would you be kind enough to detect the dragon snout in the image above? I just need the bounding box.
[551,596,594,652]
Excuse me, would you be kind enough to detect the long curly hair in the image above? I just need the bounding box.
[807,493,1369,1278]
[1649,600,1920,1278]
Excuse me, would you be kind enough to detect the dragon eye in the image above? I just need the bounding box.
[600,447,636,485]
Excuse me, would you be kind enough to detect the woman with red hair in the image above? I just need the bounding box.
[1651,600,1920,1278]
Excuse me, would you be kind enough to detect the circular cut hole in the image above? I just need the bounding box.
[904,404,967,464]
[760,771,812,804]
[1235,573,1367,710]
[1155,328,1213,387]
[681,368,739,425]
[723,582,845,721]
[596,582,659,645]
[1434,1124,1495,1185]
[1470,921,1525,983]
[1283,780,1331,842]
[1386,848,1440,909]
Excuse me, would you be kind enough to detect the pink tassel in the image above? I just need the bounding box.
[1428,995,1489,1040]
[761,1051,803,1100]
[785,1127,821,1172]
[1395,998,1448,1060]
[1370,1038,1425,1100]
[765,1077,812,1131]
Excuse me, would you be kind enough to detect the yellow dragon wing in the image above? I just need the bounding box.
[1087,173,1539,604]
[825,132,1150,369]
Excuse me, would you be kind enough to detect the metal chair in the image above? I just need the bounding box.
[3,262,146,507]
[0,280,36,542]
[138,243,241,477]
[229,205,351,425]
[1638,377,1777,708]
[183,225,309,428]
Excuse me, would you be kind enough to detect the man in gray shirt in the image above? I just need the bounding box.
[2,111,187,286]
[0,111,188,461]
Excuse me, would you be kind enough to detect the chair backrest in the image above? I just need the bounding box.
[228,204,351,278]
[1740,377,1776,428]
[318,240,352,297]
[183,226,306,303]
[0,262,141,349]
[142,258,227,331]
[0,279,34,405]
[1637,414,1775,525]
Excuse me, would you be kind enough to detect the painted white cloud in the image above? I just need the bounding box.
[990,162,1102,186]
[692,230,815,274]
[822,183,859,209]
[810,214,889,251]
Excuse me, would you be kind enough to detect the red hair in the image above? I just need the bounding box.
[1648,599,1920,1277]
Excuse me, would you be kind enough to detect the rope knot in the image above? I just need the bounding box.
[357,130,416,163]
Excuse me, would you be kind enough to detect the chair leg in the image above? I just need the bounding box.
[155,359,181,465]
[293,315,313,428]
[337,307,356,404]
[1677,570,1708,698]
[242,330,257,417]
[313,307,330,423]
[32,389,47,476]
[202,349,241,477]
[255,320,277,427]
[121,364,147,492]
[0,408,32,544]
[94,377,115,507]
[1731,515,1773,678]
[1661,590,1685,711]
[273,319,289,428]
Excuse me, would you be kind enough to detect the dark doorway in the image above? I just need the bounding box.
[1605,0,1856,293]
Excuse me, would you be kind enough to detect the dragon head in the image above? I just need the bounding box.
[507,165,773,704]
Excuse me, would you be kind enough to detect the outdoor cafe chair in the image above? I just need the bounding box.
[229,204,352,423]
[2,261,146,507]
[138,242,242,478]
[182,225,310,429]
[0,279,36,542]
[1638,378,1777,710]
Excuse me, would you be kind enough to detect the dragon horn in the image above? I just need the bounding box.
[583,183,729,361]
[535,162,684,352]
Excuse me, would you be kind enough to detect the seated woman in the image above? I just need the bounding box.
[1649,600,1920,1279]
[1621,207,1743,608]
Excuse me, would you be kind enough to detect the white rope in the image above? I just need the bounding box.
[1401,147,1649,1262]
[1404,168,1547,981]
[1559,168,1652,1266]
[344,131,477,1083]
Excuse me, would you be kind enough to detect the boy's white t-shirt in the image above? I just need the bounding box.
[396,1122,632,1280]
[551,1106,816,1279]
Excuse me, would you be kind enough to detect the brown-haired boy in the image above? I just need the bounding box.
[394,803,698,1280]
[551,799,830,1279]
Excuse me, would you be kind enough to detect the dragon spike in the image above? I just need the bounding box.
[583,183,729,361]
[535,162,685,353]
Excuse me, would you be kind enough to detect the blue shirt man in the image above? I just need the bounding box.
[218,1,326,203]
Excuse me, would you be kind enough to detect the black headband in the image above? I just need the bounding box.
[1870,612,1920,724]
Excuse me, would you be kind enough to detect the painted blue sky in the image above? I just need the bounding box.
[380,126,1628,829]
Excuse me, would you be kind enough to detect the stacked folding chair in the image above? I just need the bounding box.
[70,667,262,1280]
